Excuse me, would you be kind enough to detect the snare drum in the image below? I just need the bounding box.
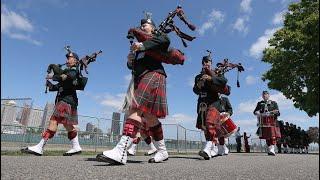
[218,116,237,138]
[257,113,281,139]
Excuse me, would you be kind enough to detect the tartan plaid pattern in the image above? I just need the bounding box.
[132,72,168,118]
[257,115,281,140]
[51,101,78,125]
[258,126,281,140]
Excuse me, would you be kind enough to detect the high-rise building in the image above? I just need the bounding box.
[86,122,95,132]
[41,102,55,129]
[111,112,121,136]
[1,100,17,126]
[28,109,44,127]
[20,104,31,126]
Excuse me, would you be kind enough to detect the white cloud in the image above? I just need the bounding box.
[247,66,254,71]
[166,113,195,124]
[240,0,252,13]
[100,93,126,110]
[232,16,250,34]
[1,4,41,46]
[272,10,286,25]
[249,27,280,59]
[270,92,293,110]
[238,99,259,113]
[7,32,42,45]
[198,9,225,36]
[245,75,259,85]
[237,92,294,114]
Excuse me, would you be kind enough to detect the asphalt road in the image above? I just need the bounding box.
[1,153,319,180]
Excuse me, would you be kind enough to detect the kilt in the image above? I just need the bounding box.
[132,71,168,118]
[51,101,78,125]
[196,106,220,131]
[257,125,281,140]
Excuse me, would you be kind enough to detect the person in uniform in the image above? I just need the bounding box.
[215,94,233,156]
[96,16,171,165]
[235,127,243,153]
[243,132,251,153]
[276,120,285,153]
[193,54,230,160]
[253,90,281,156]
[282,121,290,153]
[22,52,82,156]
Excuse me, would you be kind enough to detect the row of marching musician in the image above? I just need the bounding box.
[276,120,311,154]
[20,7,309,168]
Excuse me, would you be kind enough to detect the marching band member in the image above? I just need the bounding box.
[216,94,233,156]
[96,15,170,165]
[193,54,230,160]
[253,90,281,156]
[21,52,82,156]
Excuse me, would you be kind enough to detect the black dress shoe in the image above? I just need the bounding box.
[21,148,42,156]
[198,150,210,160]
[95,154,123,165]
[63,151,82,156]
[148,157,168,163]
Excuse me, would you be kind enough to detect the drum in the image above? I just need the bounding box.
[218,113,237,138]
[257,113,281,139]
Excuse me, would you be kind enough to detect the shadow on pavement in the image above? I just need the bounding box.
[92,160,144,166]
[169,156,203,160]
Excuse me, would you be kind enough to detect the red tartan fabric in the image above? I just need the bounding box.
[205,107,221,141]
[123,119,142,138]
[132,72,168,118]
[266,138,277,145]
[42,129,56,140]
[259,126,281,139]
[51,101,78,125]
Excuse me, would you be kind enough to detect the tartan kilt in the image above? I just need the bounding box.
[132,71,168,118]
[196,106,220,131]
[51,101,78,125]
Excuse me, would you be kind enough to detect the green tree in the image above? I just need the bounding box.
[262,0,319,117]
[307,127,319,144]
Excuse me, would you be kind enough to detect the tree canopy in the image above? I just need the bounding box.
[262,0,319,117]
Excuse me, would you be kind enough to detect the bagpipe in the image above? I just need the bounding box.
[45,46,102,93]
[127,6,196,65]
[214,58,244,88]
[201,50,245,88]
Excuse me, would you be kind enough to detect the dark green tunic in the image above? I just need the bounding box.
[52,66,79,108]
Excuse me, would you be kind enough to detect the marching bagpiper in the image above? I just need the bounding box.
[193,53,231,160]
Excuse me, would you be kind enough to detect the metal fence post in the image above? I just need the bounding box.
[184,127,187,153]
[176,124,179,153]
[95,117,100,153]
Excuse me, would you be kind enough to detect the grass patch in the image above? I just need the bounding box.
[1,150,198,156]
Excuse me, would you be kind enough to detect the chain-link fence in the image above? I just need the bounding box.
[1,103,318,154]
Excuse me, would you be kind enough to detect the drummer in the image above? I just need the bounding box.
[214,94,235,156]
[253,90,281,156]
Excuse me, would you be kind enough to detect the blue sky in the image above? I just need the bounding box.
[1,0,319,137]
